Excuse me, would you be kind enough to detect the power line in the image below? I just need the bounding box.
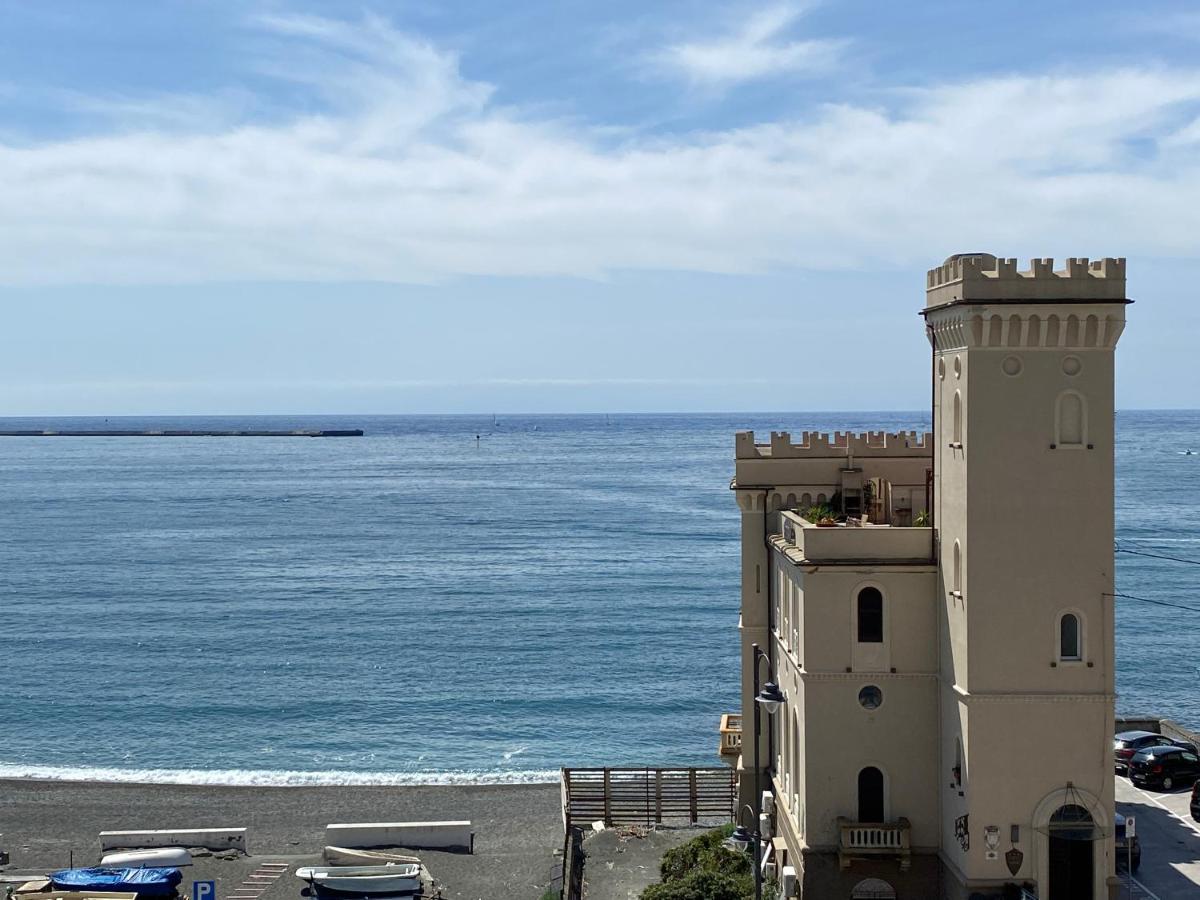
[1115,544,1200,567]
[1106,591,1200,615]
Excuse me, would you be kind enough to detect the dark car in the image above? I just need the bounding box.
[1114,731,1197,773]
[1114,813,1141,871]
[1129,745,1200,791]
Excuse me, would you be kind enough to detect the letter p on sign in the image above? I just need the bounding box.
[193,880,216,900]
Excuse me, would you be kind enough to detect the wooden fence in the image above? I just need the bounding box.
[561,767,736,832]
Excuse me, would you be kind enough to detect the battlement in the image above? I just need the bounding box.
[926,254,1127,306]
[735,430,933,460]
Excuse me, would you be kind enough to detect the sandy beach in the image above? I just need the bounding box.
[0,778,563,900]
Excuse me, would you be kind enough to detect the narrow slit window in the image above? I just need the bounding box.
[1056,391,1086,447]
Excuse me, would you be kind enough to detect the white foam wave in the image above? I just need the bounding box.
[0,762,560,787]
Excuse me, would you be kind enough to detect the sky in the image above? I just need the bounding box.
[2,0,1198,415]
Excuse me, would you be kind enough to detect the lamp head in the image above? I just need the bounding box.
[723,824,754,854]
[755,681,785,715]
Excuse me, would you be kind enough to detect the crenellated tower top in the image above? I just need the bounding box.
[925,254,1127,308]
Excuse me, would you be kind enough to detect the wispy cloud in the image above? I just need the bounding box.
[653,3,846,86]
[1,14,1200,286]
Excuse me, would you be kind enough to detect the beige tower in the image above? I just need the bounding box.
[726,255,1129,900]
[925,255,1128,899]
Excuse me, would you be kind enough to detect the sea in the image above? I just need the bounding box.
[0,411,1196,787]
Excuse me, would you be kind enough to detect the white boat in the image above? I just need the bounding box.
[295,865,421,895]
[322,846,420,866]
[99,847,192,868]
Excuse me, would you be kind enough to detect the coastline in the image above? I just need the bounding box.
[0,777,563,899]
[0,764,561,788]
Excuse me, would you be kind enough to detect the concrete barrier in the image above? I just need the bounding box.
[98,828,247,853]
[324,822,474,854]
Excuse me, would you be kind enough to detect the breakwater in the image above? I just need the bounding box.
[0,429,364,437]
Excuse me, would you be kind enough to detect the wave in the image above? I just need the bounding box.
[0,762,560,787]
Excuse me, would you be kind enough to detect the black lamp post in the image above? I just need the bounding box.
[750,642,785,900]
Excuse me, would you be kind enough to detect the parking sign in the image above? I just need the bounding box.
[193,880,216,900]
[1126,816,1135,838]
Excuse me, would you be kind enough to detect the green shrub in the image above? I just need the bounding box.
[641,825,754,900]
[642,870,751,900]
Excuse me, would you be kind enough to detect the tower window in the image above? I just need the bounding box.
[952,390,963,445]
[1059,613,1081,661]
[1056,391,1087,447]
[857,588,883,643]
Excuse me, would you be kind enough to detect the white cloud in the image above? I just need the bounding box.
[2,14,1200,286]
[654,3,846,86]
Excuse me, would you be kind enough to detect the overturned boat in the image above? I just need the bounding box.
[100,849,192,868]
[295,864,421,896]
[50,868,183,897]
[322,846,420,867]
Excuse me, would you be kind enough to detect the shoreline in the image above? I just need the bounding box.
[0,766,561,788]
[0,778,563,899]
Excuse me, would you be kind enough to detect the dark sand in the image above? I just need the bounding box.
[0,779,563,900]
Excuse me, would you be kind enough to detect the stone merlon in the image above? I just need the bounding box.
[925,254,1128,308]
[735,430,933,460]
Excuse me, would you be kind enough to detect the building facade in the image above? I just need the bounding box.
[725,255,1128,900]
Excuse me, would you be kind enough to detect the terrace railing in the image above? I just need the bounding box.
[836,817,912,870]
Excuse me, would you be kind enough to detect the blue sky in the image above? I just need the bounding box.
[2,0,1198,414]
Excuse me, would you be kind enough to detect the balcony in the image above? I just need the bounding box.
[836,817,912,870]
[778,511,932,564]
[718,713,742,762]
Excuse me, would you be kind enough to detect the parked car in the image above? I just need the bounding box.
[1114,813,1141,871]
[1128,745,1200,791]
[1114,731,1197,773]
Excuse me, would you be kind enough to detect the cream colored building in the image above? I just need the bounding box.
[725,254,1128,900]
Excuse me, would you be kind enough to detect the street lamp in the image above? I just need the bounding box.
[750,642,784,900]
[723,806,758,854]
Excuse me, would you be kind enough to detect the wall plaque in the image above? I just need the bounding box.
[1006,847,1024,876]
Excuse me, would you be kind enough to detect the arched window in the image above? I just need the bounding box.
[1060,613,1081,661]
[857,588,883,643]
[1056,390,1086,447]
[858,767,885,822]
[791,709,801,805]
[952,390,962,445]
[952,540,962,595]
[953,737,963,789]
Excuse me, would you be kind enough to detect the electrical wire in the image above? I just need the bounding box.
[1115,544,1200,567]
[1106,592,1200,615]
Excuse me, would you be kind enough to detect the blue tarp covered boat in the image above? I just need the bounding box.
[51,867,182,896]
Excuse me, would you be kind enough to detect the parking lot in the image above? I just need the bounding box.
[1116,777,1200,899]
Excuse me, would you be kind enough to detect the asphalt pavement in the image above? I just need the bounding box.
[1116,775,1200,900]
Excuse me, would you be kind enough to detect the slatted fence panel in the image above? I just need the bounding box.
[561,767,735,832]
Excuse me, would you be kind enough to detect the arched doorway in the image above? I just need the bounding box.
[858,767,885,822]
[851,878,896,899]
[1048,804,1093,899]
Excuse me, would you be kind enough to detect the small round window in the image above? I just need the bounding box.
[858,685,883,710]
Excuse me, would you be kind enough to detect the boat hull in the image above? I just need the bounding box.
[101,849,191,868]
[322,847,420,867]
[295,865,421,895]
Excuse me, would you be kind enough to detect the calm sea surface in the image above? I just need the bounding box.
[0,411,1196,785]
